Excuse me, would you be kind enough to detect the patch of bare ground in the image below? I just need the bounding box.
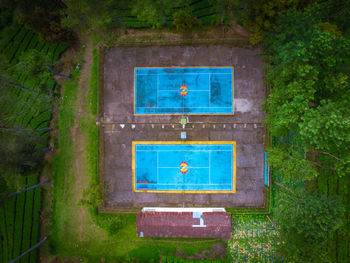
[71,37,94,242]
[116,24,250,44]
[39,37,98,262]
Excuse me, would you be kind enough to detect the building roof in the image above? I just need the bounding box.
[136,211,231,239]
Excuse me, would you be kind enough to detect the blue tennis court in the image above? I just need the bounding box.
[134,67,234,115]
[132,141,236,193]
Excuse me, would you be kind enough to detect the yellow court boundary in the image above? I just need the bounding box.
[133,66,234,116]
[132,141,236,194]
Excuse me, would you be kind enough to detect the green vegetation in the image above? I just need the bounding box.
[61,0,219,43]
[48,48,226,262]
[0,176,42,263]
[263,2,350,261]
[275,188,344,262]
[1,0,350,262]
[0,19,67,263]
[231,0,314,44]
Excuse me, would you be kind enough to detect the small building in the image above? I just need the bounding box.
[136,207,231,240]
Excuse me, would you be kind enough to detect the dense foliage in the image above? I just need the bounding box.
[275,189,344,262]
[61,0,124,43]
[17,7,75,43]
[265,3,350,181]
[264,1,350,261]
[0,0,349,262]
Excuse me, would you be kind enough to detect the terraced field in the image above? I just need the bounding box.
[0,23,67,263]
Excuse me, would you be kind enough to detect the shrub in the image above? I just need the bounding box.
[78,181,104,207]
[173,10,198,31]
[106,216,123,236]
[16,7,76,43]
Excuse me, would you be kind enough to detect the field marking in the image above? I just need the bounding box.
[133,66,234,116]
[135,106,232,109]
[209,151,211,184]
[209,73,211,107]
[137,183,232,187]
[136,150,232,152]
[182,96,185,114]
[158,90,210,92]
[158,167,209,169]
[135,73,232,76]
[156,74,159,107]
[132,141,236,194]
[157,151,159,184]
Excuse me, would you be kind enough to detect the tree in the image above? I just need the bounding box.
[62,0,125,43]
[173,10,198,31]
[274,188,345,262]
[264,4,350,180]
[132,0,191,28]
[0,130,49,176]
[298,98,350,152]
[230,0,313,44]
[267,145,318,182]
[5,0,75,43]
[209,0,236,25]
[16,6,75,43]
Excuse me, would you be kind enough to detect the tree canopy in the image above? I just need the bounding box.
[275,188,345,262]
[265,3,350,181]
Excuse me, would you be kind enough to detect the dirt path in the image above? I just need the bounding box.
[71,38,93,241]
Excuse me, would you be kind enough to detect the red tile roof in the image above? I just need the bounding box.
[136,211,231,239]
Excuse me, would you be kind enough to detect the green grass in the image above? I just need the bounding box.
[90,49,99,115]
[13,192,25,258]
[48,48,226,262]
[0,175,41,263]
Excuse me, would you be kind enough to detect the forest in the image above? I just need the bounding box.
[0,0,349,262]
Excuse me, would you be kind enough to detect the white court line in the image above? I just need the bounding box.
[137,183,232,187]
[157,151,159,184]
[182,96,185,114]
[135,106,232,109]
[136,150,232,152]
[158,90,210,92]
[135,73,232,76]
[209,73,211,108]
[158,167,209,169]
[156,74,159,107]
[231,151,233,185]
[209,151,211,184]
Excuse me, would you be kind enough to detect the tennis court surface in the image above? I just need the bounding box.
[134,67,234,115]
[133,141,236,193]
[101,46,266,210]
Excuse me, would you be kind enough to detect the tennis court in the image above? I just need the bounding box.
[102,46,266,210]
[132,141,236,193]
[134,67,234,115]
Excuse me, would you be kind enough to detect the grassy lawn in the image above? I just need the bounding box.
[48,46,227,262]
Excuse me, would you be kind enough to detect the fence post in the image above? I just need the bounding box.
[8,236,47,263]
